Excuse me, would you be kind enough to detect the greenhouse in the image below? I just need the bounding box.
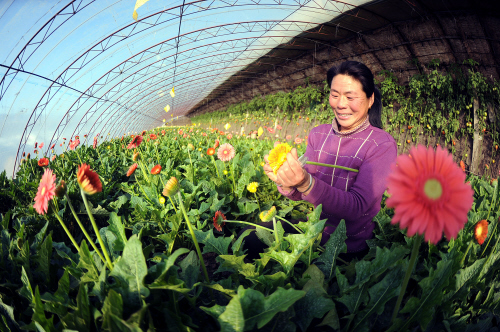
[0,0,499,330]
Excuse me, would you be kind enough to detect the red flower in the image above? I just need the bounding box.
[474,220,488,245]
[161,130,165,136]
[127,163,138,177]
[178,130,183,135]
[227,134,233,139]
[141,130,146,136]
[207,147,215,156]
[77,164,102,195]
[34,142,38,148]
[151,164,161,175]
[214,139,220,149]
[38,158,49,167]
[213,211,227,231]
[183,134,187,138]
[33,169,56,215]
[150,134,157,140]
[386,145,474,244]
[127,135,143,149]
[50,144,55,149]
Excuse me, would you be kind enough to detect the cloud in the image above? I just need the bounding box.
[3,156,15,178]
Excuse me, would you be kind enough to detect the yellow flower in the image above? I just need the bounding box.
[247,182,259,193]
[159,196,165,205]
[260,161,265,167]
[268,143,292,174]
[223,170,228,175]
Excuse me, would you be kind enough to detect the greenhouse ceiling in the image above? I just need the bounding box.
[1,0,500,177]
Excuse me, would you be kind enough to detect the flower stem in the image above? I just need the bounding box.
[275,215,303,234]
[80,188,114,270]
[273,217,280,245]
[177,192,210,284]
[224,220,275,232]
[168,195,177,213]
[391,235,422,324]
[211,155,220,178]
[64,192,106,266]
[305,161,358,173]
[254,192,261,212]
[460,240,473,266]
[230,162,237,193]
[49,202,81,254]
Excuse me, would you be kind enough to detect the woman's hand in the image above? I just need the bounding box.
[264,142,309,190]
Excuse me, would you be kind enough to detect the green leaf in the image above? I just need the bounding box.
[179,250,200,289]
[35,234,52,283]
[218,286,305,331]
[149,248,189,285]
[109,235,150,313]
[316,219,347,281]
[41,269,72,317]
[20,266,33,302]
[192,229,233,255]
[26,287,55,332]
[446,257,486,302]
[101,289,124,331]
[352,262,406,330]
[61,284,90,332]
[217,255,259,279]
[399,254,457,330]
[317,307,340,331]
[236,165,255,198]
[76,241,100,283]
[108,212,127,252]
[337,285,367,315]
[232,229,254,256]
[31,221,49,250]
[292,265,334,331]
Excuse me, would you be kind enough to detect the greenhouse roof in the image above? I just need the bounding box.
[1,0,500,177]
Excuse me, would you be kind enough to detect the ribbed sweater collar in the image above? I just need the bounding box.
[331,115,370,136]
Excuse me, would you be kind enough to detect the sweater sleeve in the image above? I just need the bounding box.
[299,140,397,220]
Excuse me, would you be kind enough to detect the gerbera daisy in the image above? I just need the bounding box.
[50,143,55,149]
[386,145,474,244]
[207,147,215,156]
[38,158,49,167]
[51,155,56,161]
[286,135,292,140]
[268,143,292,174]
[33,169,56,215]
[217,143,235,162]
[247,182,259,193]
[259,206,277,222]
[214,139,220,149]
[294,137,303,144]
[213,210,226,232]
[127,135,143,149]
[151,164,161,175]
[163,177,179,196]
[474,220,488,245]
[93,137,98,149]
[460,160,466,172]
[77,163,102,195]
[227,134,233,140]
[132,151,140,161]
[69,139,80,150]
[150,134,157,140]
[39,142,44,148]
[127,163,138,177]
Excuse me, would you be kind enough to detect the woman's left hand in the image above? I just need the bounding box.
[275,148,309,188]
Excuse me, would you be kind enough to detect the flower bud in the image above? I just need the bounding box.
[55,180,67,198]
[259,206,277,222]
[163,177,179,196]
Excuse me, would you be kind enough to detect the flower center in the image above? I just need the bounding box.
[424,178,442,200]
[224,150,228,154]
[41,187,46,195]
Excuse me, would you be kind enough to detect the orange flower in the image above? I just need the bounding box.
[150,134,157,140]
[213,211,226,232]
[386,145,474,244]
[207,147,215,155]
[77,164,102,195]
[460,160,466,172]
[127,163,138,177]
[268,143,292,174]
[151,164,161,175]
[214,139,220,148]
[474,220,488,245]
[38,158,49,167]
[33,169,56,215]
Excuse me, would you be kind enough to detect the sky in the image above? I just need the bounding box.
[0,0,370,178]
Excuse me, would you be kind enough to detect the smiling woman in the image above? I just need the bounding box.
[261,60,397,261]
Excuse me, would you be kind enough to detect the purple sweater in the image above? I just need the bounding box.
[278,116,397,253]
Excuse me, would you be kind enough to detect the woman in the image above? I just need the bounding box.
[263,60,397,260]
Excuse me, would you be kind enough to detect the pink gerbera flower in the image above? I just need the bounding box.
[39,142,44,148]
[33,169,56,215]
[217,143,235,162]
[386,145,474,244]
[226,134,233,140]
[294,137,303,144]
[127,135,143,149]
[69,139,80,150]
[286,135,292,140]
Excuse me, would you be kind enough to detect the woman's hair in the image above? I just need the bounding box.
[326,61,383,129]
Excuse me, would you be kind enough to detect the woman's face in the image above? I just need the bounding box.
[329,74,374,132]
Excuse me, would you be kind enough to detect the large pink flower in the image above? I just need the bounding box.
[217,143,235,162]
[386,145,474,244]
[34,169,56,215]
